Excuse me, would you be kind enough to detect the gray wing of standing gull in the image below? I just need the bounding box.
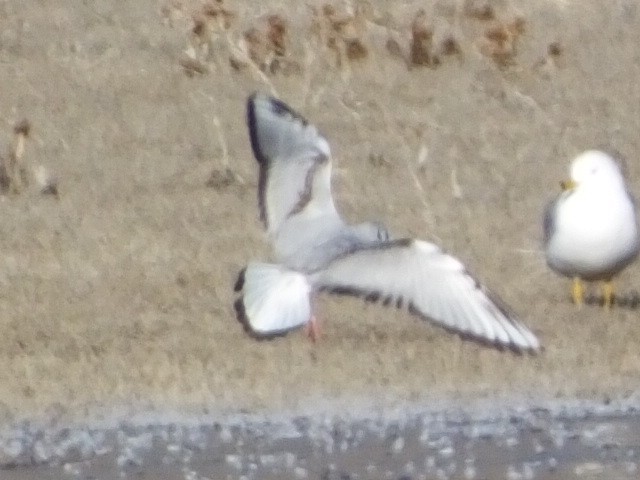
[542,196,561,246]
[312,239,540,352]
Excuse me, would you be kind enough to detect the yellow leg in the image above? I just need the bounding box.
[602,280,614,310]
[571,277,584,307]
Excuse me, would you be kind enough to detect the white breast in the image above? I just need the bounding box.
[546,187,639,278]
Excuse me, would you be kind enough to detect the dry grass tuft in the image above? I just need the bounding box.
[176,0,240,76]
[242,27,270,70]
[406,9,465,69]
[201,0,235,30]
[0,119,31,194]
[479,17,526,67]
[236,13,302,76]
[463,0,496,21]
[13,118,31,138]
[409,9,434,67]
[34,165,58,197]
[187,0,235,55]
[344,37,368,62]
[532,39,565,76]
[385,36,404,60]
[548,41,562,57]
[266,14,287,57]
[439,34,462,57]
[310,2,371,67]
[246,14,291,74]
[179,55,209,76]
[0,119,59,197]
[205,168,235,189]
[169,1,549,81]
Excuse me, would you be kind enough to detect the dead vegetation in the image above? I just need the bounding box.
[0,119,30,194]
[532,39,565,76]
[463,0,496,22]
[162,0,556,80]
[239,13,301,75]
[311,3,371,66]
[0,120,58,197]
[478,16,526,67]
[1,0,634,426]
[410,9,434,67]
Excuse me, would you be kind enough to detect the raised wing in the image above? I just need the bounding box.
[247,93,340,237]
[313,239,540,353]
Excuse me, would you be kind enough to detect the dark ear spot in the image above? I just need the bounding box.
[269,96,309,126]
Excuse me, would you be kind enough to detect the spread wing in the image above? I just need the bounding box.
[247,93,340,238]
[313,239,540,353]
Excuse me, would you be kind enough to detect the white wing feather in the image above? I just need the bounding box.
[239,263,312,336]
[240,94,540,353]
[312,240,540,352]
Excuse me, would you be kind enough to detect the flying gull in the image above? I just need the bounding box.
[234,92,540,353]
[544,150,640,307]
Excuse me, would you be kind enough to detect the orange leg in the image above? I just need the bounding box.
[304,315,321,342]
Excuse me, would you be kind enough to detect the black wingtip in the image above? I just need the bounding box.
[320,284,536,355]
[233,297,294,341]
[233,262,297,340]
[247,92,267,166]
[234,297,253,334]
[405,300,526,355]
[247,92,308,165]
[234,267,246,292]
[268,96,309,125]
[246,94,310,164]
[247,93,273,228]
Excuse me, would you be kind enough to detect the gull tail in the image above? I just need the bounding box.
[234,263,312,337]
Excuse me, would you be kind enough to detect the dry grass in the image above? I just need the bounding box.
[0,120,57,196]
[0,0,639,424]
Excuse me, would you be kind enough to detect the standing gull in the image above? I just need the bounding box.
[544,150,640,307]
[234,93,540,353]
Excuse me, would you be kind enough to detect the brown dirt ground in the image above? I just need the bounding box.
[1,0,639,425]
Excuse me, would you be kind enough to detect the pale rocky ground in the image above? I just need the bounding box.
[1,1,640,477]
